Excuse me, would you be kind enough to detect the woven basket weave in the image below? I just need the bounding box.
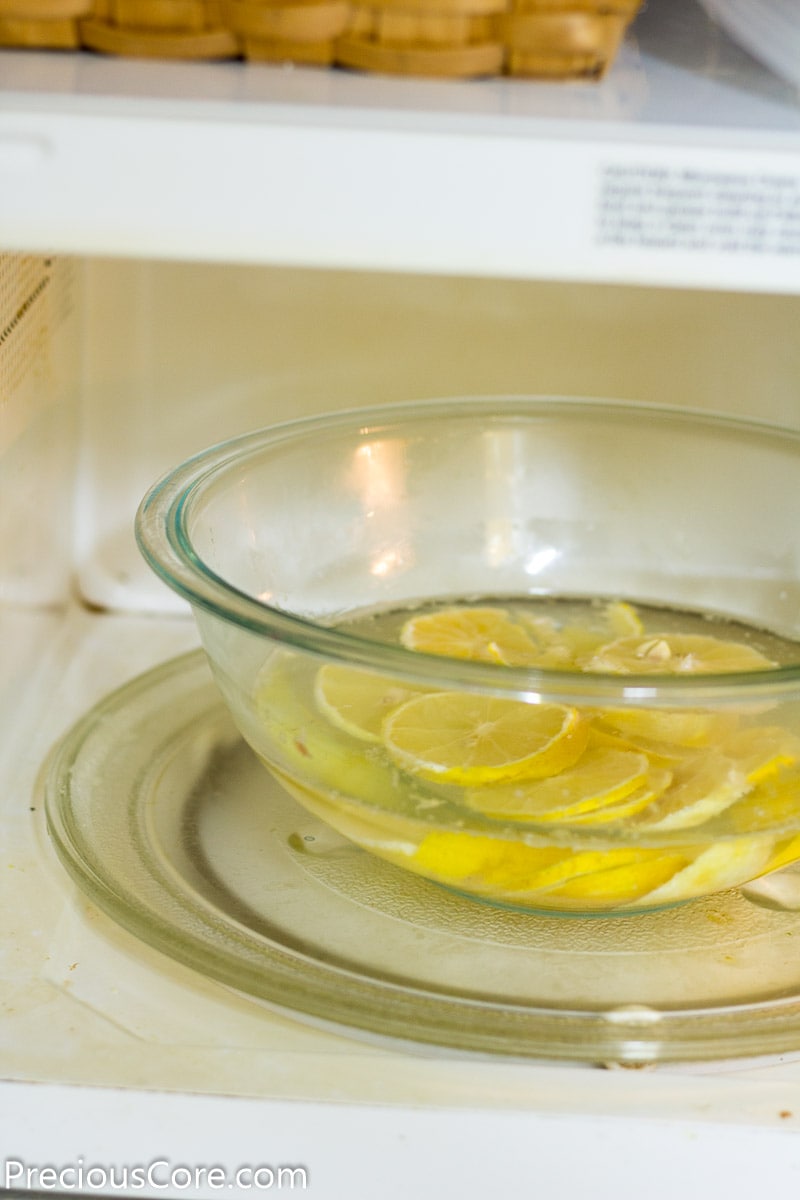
[228,0,350,66]
[80,0,237,56]
[0,0,91,46]
[501,0,641,78]
[335,0,505,78]
[1,0,641,77]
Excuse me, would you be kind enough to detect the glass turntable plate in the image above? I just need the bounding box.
[43,650,800,1066]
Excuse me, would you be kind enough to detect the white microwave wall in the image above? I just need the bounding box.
[4,251,800,616]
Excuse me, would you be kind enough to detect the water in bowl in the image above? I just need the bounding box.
[252,597,800,915]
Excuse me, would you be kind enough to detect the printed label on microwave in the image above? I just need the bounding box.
[595,163,800,257]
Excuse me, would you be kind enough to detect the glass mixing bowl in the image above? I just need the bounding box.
[136,397,800,916]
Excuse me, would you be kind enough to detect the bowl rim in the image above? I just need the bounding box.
[135,394,800,707]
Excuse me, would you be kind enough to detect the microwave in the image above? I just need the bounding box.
[3,1,800,1195]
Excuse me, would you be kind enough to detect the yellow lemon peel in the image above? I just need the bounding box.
[383,692,587,785]
[641,838,774,905]
[636,752,750,831]
[314,663,425,744]
[530,854,690,905]
[462,748,652,822]
[399,606,539,666]
[585,632,775,676]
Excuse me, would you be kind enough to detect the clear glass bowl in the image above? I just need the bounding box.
[135,396,800,917]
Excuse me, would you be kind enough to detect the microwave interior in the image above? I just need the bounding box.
[4,0,800,1186]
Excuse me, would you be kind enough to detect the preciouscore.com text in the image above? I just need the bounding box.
[3,1159,309,1191]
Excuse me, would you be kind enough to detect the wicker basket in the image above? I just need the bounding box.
[501,0,642,78]
[1,0,641,77]
[228,0,350,66]
[0,0,92,47]
[335,0,505,78]
[80,0,238,56]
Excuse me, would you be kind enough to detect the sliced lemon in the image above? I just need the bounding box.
[641,837,774,905]
[723,725,800,785]
[585,632,775,676]
[382,692,586,785]
[256,658,413,813]
[557,602,647,664]
[462,748,651,822]
[587,723,694,767]
[399,605,539,666]
[557,768,672,827]
[637,752,750,831]
[413,831,569,884]
[515,603,644,671]
[414,834,688,908]
[545,625,611,664]
[530,854,690,907]
[274,768,415,849]
[725,764,800,833]
[606,600,644,637]
[498,847,668,895]
[762,833,800,875]
[314,663,425,743]
[596,707,736,749]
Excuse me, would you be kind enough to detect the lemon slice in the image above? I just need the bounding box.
[314,664,425,743]
[641,837,774,905]
[529,854,690,907]
[462,748,651,822]
[587,723,693,767]
[413,838,686,908]
[637,752,750,831]
[540,625,610,665]
[606,600,644,637]
[556,602,646,663]
[557,768,672,827]
[498,847,668,896]
[382,692,586,785]
[585,632,775,675]
[724,725,800,785]
[596,708,735,749]
[516,603,645,670]
[399,606,539,666]
[725,763,800,833]
[413,831,569,884]
[762,833,800,875]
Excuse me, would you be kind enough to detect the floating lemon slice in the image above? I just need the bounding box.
[517,602,645,670]
[536,625,609,666]
[641,837,774,906]
[497,846,669,896]
[257,662,409,808]
[527,854,690,907]
[413,831,569,884]
[550,602,646,664]
[762,833,800,875]
[725,763,800,834]
[606,600,645,637]
[462,748,652,822]
[399,605,539,666]
[597,707,735,749]
[382,692,586,785]
[587,723,693,767]
[556,768,672,827]
[585,632,775,675]
[314,663,425,743]
[637,752,750,831]
[414,838,680,907]
[724,725,800,785]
